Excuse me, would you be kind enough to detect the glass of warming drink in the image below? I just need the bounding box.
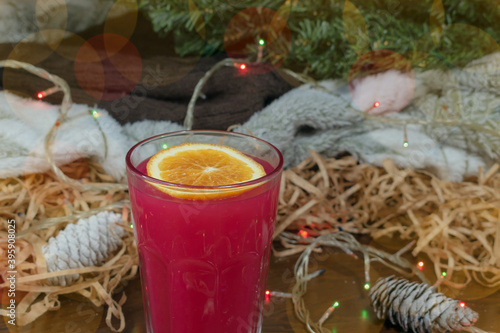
[126,130,283,333]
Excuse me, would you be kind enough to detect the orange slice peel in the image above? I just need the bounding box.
[146,143,266,199]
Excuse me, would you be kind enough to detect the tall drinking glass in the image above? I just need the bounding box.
[126,130,283,333]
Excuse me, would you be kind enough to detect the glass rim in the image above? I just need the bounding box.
[125,130,284,190]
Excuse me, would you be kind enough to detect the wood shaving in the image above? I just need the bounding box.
[275,152,500,289]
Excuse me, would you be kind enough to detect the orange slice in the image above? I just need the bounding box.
[146,143,266,199]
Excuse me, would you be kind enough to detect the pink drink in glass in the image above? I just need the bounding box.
[126,131,283,333]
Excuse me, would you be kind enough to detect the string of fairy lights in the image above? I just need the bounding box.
[26,51,456,330]
[1,36,473,332]
[267,232,471,332]
[36,86,101,118]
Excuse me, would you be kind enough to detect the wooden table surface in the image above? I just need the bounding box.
[2,244,500,333]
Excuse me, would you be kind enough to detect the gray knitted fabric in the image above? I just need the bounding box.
[237,70,496,181]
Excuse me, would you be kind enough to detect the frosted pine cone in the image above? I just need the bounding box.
[42,211,125,286]
[369,276,479,333]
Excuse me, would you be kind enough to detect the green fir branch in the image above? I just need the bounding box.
[139,0,500,78]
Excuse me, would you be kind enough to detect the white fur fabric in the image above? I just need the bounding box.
[0,91,182,180]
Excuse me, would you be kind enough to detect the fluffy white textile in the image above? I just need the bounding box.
[0,91,182,180]
[2,53,500,182]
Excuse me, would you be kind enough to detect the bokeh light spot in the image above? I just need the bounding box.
[224,7,291,73]
[104,0,138,41]
[75,34,142,101]
[36,0,68,50]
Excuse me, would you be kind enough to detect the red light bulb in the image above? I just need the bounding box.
[459,302,466,308]
[417,261,424,270]
[37,92,44,99]
[373,101,380,108]
[240,64,246,70]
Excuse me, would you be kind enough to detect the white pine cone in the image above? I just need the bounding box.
[42,211,125,286]
[369,276,479,333]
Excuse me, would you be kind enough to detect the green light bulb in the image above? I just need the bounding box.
[361,309,368,320]
[259,39,265,45]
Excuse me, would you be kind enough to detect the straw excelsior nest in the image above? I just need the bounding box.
[274,151,500,290]
[0,159,136,331]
